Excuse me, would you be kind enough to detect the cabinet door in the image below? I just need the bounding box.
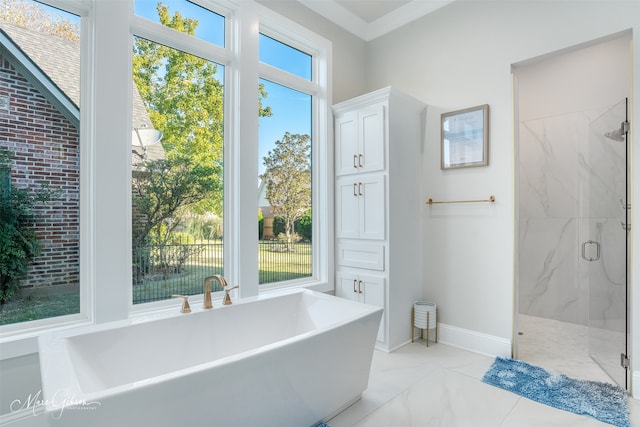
[335,271,359,302]
[358,103,385,174]
[359,274,385,342]
[335,112,359,176]
[359,174,385,240]
[336,177,360,239]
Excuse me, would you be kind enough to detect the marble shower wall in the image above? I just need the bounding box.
[519,104,626,327]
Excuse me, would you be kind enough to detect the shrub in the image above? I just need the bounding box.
[297,209,312,241]
[186,217,223,241]
[0,149,56,303]
[271,212,312,242]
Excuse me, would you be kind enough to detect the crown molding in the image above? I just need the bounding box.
[297,0,455,41]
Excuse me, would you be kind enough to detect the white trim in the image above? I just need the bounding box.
[296,0,454,42]
[438,323,512,358]
[131,15,230,66]
[258,62,317,95]
[633,371,640,399]
[40,0,88,17]
[366,0,455,41]
[255,1,333,294]
[0,0,92,352]
[296,0,368,40]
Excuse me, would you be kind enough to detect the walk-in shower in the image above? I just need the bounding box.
[515,32,631,391]
[517,98,629,388]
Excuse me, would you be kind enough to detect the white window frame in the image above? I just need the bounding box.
[0,0,332,358]
[256,9,332,293]
[0,0,93,353]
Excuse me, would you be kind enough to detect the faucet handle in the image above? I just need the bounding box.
[171,294,191,313]
[222,285,239,306]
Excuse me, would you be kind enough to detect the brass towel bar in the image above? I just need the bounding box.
[427,195,495,205]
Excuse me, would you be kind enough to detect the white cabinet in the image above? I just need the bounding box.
[333,87,426,352]
[336,271,385,342]
[336,174,385,240]
[335,103,385,176]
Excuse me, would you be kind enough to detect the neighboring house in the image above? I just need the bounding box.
[0,20,162,289]
[257,178,275,239]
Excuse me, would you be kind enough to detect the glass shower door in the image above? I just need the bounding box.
[586,99,629,388]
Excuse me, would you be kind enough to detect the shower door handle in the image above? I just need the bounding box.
[581,240,600,262]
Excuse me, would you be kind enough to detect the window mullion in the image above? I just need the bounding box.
[228,5,260,298]
[131,16,230,65]
[258,62,317,95]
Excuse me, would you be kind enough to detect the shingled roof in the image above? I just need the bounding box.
[0,20,164,164]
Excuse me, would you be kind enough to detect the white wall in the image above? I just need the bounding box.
[516,35,631,122]
[364,0,640,364]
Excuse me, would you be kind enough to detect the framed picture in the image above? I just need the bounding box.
[441,104,489,170]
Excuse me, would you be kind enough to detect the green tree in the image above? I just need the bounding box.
[132,155,217,247]
[132,2,272,217]
[261,132,311,251]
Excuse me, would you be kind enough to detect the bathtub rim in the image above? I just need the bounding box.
[38,288,383,410]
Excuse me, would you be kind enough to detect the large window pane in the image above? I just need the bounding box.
[132,36,225,304]
[135,0,225,47]
[259,33,312,80]
[0,1,81,325]
[258,79,312,285]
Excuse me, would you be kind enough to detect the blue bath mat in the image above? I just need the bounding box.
[482,357,630,427]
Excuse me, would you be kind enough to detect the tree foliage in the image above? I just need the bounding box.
[0,149,56,303]
[132,156,218,247]
[132,2,272,220]
[132,4,224,215]
[0,0,79,41]
[261,132,311,251]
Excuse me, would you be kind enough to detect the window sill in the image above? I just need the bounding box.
[0,280,334,360]
[0,314,92,360]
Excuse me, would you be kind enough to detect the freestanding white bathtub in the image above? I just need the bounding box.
[38,288,383,427]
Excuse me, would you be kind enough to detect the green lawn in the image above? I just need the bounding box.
[0,288,80,325]
[1,241,312,325]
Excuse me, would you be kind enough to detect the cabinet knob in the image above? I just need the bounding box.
[358,280,363,294]
[353,279,357,293]
[358,182,363,196]
[353,154,358,169]
[353,183,358,196]
[358,154,363,168]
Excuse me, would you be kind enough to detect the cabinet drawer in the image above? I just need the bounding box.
[337,242,385,271]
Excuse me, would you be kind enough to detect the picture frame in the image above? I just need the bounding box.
[441,104,489,170]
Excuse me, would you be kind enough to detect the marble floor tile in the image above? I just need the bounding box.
[501,396,622,427]
[350,367,519,427]
[329,338,639,427]
[517,314,617,384]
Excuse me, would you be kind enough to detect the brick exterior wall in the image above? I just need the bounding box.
[0,54,80,288]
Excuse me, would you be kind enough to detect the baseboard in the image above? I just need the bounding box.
[438,323,511,358]
[632,370,640,399]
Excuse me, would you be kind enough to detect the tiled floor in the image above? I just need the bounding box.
[517,314,623,385]
[328,333,640,426]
